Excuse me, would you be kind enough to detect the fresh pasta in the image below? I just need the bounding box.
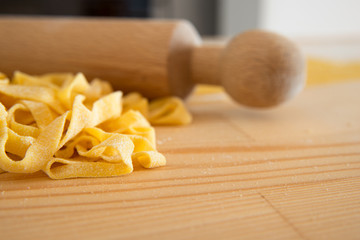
[123,92,192,125]
[0,72,191,179]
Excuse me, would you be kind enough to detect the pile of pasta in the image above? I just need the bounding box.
[0,72,191,179]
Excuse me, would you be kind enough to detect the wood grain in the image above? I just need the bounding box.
[1,81,360,240]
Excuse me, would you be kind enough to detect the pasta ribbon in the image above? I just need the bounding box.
[0,72,191,179]
[123,92,192,125]
[149,97,192,125]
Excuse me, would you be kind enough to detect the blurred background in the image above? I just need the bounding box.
[1,0,360,84]
[1,0,360,38]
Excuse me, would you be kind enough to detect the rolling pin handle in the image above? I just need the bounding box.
[191,31,306,108]
[191,44,223,86]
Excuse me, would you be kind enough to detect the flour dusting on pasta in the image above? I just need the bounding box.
[0,72,191,179]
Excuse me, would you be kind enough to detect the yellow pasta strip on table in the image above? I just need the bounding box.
[44,157,133,179]
[7,103,40,138]
[0,104,69,173]
[84,78,113,103]
[99,110,155,145]
[123,92,149,118]
[57,73,90,109]
[89,91,122,127]
[0,72,8,80]
[0,79,9,85]
[0,71,191,179]
[123,92,192,126]
[39,73,74,87]
[55,135,99,159]
[5,129,35,159]
[13,71,68,89]
[76,132,134,164]
[132,151,166,169]
[149,97,192,125]
[57,95,92,149]
[21,100,55,129]
[0,84,65,114]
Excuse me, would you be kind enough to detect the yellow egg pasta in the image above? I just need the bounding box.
[123,92,192,125]
[149,97,192,125]
[0,72,192,179]
[0,72,7,80]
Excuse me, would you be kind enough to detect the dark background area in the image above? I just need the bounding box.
[0,0,150,17]
[0,0,218,35]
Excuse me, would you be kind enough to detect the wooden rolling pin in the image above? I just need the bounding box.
[0,17,305,108]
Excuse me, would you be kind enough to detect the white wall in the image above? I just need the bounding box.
[260,0,360,37]
[217,0,260,36]
[151,0,360,38]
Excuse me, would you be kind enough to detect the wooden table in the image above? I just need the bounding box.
[1,80,360,240]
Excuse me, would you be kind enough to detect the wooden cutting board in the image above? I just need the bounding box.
[1,81,360,240]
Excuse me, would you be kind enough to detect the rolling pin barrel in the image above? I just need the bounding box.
[0,17,305,108]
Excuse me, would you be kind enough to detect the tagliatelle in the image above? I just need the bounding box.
[0,72,7,80]
[149,97,192,125]
[0,72,191,179]
[123,92,192,125]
